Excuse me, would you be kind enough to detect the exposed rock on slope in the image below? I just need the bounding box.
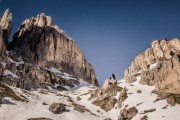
[140,55,180,94]
[49,103,65,114]
[0,9,12,54]
[8,13,98,86]
[124,38,180,94]
[89,78,123,111]
[0,9,12,46]
[118,107,138,120]
[124,38,180,77]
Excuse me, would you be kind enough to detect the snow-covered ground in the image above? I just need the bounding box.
[118,77,180,120]
[0,83,102,120]
[0,75,180,120]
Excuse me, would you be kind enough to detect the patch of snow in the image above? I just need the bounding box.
[0,85,101,120]
[4,70,18,78]
[45,67,62,74]
[1,62,6,67]
[8,57,24,66]
[46,67,76,80]
[149,63,157,70]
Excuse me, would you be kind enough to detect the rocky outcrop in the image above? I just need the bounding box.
[49,103,65,114]
[8,13,98,86]
[124,38,180,77]
[0,9,12,54]
[124,38,180,94]
[138,54,180,94]
[118,107,138,120]
[89,78,122,111]
[153,56,180,94]
[0,9,12,46]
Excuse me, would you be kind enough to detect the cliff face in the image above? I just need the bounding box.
[0,9,12,46]
[124,38,180,94]
[0,9,12,55]
[124,38,180,77]
[8,13,98,86]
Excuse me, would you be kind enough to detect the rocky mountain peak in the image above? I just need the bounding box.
[0,8,12,46]
[22,13,54,28]
[8,13,98,86]
[0,9,12,54]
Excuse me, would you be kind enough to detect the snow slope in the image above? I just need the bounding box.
[118,77,180,120]
[0,75,180,120]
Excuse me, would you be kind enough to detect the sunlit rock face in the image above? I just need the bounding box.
[124,38,180,77]
[0,9,12,46]
[0,9,12,54]
[8,13,98,86]
[124,38,180,94]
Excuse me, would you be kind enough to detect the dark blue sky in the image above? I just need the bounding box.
[1,0,180,85]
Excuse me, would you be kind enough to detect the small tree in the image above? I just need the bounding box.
[112,73,116,80]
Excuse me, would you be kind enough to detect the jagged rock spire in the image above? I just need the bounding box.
[0,9,12,54]
[0,8,12,46]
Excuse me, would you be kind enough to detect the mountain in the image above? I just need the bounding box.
[8,13,98,86]
[0,8,180,120]
[0,9,98,91]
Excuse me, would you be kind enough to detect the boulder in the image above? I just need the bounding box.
[49,103,65,114]
[92,96,117,112]
[118,107,138,120]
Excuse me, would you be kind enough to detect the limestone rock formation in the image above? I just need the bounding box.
[8,13,98,86]
[124,38,180,94]
[0,9,12,46]
[139,55,180,94]
[124,38,180,77]
[0,9,12,54]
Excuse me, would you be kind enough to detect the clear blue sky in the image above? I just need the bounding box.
[1,0,180,85]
